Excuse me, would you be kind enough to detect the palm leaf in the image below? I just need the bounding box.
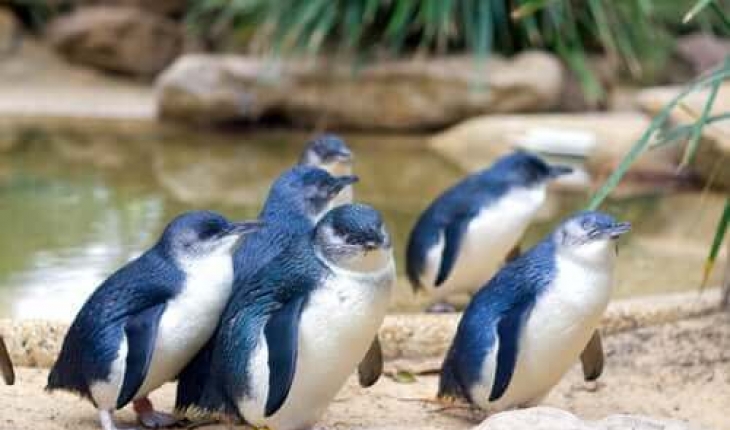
[701,198,730,289]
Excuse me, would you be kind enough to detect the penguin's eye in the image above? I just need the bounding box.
[198,223,222,240]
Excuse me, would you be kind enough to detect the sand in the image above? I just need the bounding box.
[0,312,728,430]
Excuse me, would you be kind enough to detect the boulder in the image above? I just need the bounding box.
[637,84,730,190]
[156,51,564,130]
[428,113,682,192]
[475,407,704,430]
[80,0,188,17]
[675,33,730,76]
[47,6,182,77]
[0,7,19,55]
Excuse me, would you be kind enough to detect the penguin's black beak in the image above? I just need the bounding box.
[592,222,631,240]
[228,220,265,236]
[330,175,359,195]
[548,165,574,178]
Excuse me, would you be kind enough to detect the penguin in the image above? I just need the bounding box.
[438,211,630,412]
[406,150,573,306]
[0,336,14,385]
[181,204,394,430]
[299,134,354,206]
[46,211,262,430]
[175,166,360,411]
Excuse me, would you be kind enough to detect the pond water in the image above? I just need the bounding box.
[0,121,726,320]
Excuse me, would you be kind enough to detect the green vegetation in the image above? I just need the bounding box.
[585,0,730,304]
[187,0,730,100]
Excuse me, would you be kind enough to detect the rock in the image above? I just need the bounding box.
[80,0,188,17]
[475,407,704,430]
[558,55,619,112]
[675,33,730,76]
[157,51,564,130]
[47,6,182,77]
[428,113,682,192]
[0,7,20,55]
[637,84,730,190]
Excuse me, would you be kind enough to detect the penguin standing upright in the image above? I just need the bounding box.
[180,204,395,430]
[406,150,573,305]
[438,211,630,411]
[175,166,359,411]
[299,134,354,206]
[47,211,262,430]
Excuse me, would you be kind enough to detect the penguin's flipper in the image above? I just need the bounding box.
[358,336,383,388]
[435,216,470,287]
[0,336,15,385]
[489,304,531,402]
[264,294,307,417]
[580,330,604,382]
[116,304,167,408]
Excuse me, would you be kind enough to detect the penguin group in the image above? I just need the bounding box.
[44,134,630,430]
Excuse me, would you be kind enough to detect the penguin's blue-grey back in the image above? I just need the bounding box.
[47,248,183,399]
[175,169,318,413]
[405,173,509,290]
[438,236,556,401]
[191,235,324,416]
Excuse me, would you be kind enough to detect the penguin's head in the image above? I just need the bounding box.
[554,211,631,264]
[299,134,353,176]
[314,203,393,273]
[159,211,263,261]
[491,150,573,187]
[267,166,359,220]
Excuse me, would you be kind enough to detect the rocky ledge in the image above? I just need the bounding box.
[156,51,563,130]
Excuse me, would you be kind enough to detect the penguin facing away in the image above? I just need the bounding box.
[299,134,355,206]
[439,211,630,412]
[175,166,360,411]
[406,150,573,302]
[47,211,262,430]
[182,204,395,430]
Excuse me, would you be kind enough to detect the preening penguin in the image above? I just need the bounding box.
[186,204,394,430]
[46,211,262,430]
[405,150,572,303]
[438,211,630,412]
[299,134,354,206]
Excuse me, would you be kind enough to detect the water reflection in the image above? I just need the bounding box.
[0,124,725,320]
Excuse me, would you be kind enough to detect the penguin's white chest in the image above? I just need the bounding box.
[423,186,546,297]
[134,254,234,398]
[473,251,614,411]
[241,265,394,430]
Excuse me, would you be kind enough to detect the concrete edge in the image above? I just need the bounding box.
[0,288,723,368]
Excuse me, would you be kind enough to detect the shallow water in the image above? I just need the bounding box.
[0,122,726,320]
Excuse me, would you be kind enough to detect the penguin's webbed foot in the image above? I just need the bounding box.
[426,302,457,313]
[138,411,179,429]
[133,398,179,429]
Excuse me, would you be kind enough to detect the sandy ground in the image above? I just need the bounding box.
[0,312,728,430]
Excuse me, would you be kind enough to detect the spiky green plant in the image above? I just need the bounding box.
[186,0,729,101]
[587,0,730,305]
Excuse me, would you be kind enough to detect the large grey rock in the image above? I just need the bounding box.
[675,33,730,76]
[475,407,704,430]
[80,0,188,17]
[637,84,730,190]
[156,52,564,130]
[47,6,182,77]
[0,7,19,55]
[428,113,682,192]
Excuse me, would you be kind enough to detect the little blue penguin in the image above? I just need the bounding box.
[182,204,395,430]
[46,211,262,430]
[175,166,359,411]
[438,211,630,412]
[0,336,13,385]
[406,150,573,304]
[299,134,354,206]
